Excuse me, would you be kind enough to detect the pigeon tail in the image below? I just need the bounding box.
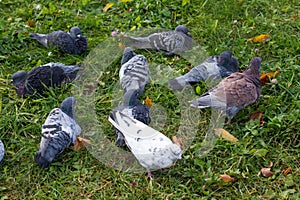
[168,77,190,90]
[125,36,152,49]
[30,33,48,47]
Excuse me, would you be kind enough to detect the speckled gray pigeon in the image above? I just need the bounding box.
[11,62,82,97]
[190,57,262,123]
[110,89,151,146]
[34,97,81,168]
[0,140,4,164]
[109,110,182,177]
[30,26,88,55]
[169,51,239,90]
[119,47,149,96]
[124,25,193,56]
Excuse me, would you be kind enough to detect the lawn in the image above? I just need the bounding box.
[0,0,299,199]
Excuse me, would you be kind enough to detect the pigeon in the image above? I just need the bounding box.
[169,51,239,90]
[190,57,262,123]
[34,97,81,168]
[119,47,149,96]
[0,140,4,164]
[11,62,82,97]
[109,110,182,177]
[110,89,151,146]
[30,26,88,55]
[123,25,193,56]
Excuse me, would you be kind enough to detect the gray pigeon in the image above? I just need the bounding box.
[124,25,193,56]
[30,26,88,55]
[0,140,4,164]
[34,97,81,168]
[110,89,151,146]
[190,57,262,123]
[119,47,149,96]
[169,51,239,90]
[11,62,82,97]
[109,111,182,177]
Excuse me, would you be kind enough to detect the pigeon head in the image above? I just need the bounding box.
[60,97,76,119]
[175,25,192,37]
[70,26,82,39]
[217,51,239,76]
[121,47,137,65]
[245,57,262,77]
[11,71,27,97]
[170,144,182,159]
[122,89,140,107]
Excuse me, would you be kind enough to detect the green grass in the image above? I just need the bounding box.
[0,0,299,199]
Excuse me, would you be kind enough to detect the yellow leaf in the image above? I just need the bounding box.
[220,174,235,182]
[120,0,132,2]
[118,42,125,50]
[103,2,114,12]
[247,34,270,43]
[144,96,153,108]
[214,128,239,143]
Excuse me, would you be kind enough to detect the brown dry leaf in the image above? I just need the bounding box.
[247,34,270,43]
[72,137,91,151]
[144,96,153,108]
[260,68,280,85]
[250,110,264,126]
[103,2,114,12]
[27,20,35,27]
[282,167,292,176]
[220,174,235,183]
[261,162,274,177]
[214,128,239,143]
[172,136,184,150]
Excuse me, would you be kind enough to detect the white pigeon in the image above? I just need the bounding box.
[109,111,182,177]
[34,97,81,167]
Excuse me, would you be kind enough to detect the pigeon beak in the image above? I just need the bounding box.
[76,34,81,38]
[10,79,14,84]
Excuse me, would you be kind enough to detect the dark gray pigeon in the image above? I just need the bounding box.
[190,57,262,123]
[110,89,151,146]
[169,51,239,90]
[11,62,82,97]
[0,140,4,164]
[109,110,182,177]
[124,25,193,56]
[34,97,81,168]
[30,26,88,55]
[119,47,149,96]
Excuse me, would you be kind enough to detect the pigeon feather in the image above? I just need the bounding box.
[0,140,4,164]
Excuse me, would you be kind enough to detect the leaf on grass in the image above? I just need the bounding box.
[120,0,132,2]
[247,34,270,43]
[172,136,184,150]
[261,162,274,177]
[260,68,280,85]
[103,2,114,12]
[220,174,235,182]
[282,167,292,176]
[214,128,239,143]
[72,137,91,151]
[118,42,125,50]
[195,85,201,95]
[144,96,153,108]
[182,0,190,6]
[250,110,264,126]
[27,20,35,27]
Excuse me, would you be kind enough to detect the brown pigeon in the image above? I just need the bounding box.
[190,57,262,123]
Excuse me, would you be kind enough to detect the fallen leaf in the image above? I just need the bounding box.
[247,34,270,43]
[118,42,125,50]
[250,110,264,126]
[195,85,201,95]
[172,136,184,150]
[120,0,132,2]
[282,167,292,176]
[261,162,274,177]
[220,174,235,182]
[144,96,153,108]
[214,128,239,143]
[260,68,280,85]
[103,2,114,12]
[27,20,35,27]
[72,137,91,151]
